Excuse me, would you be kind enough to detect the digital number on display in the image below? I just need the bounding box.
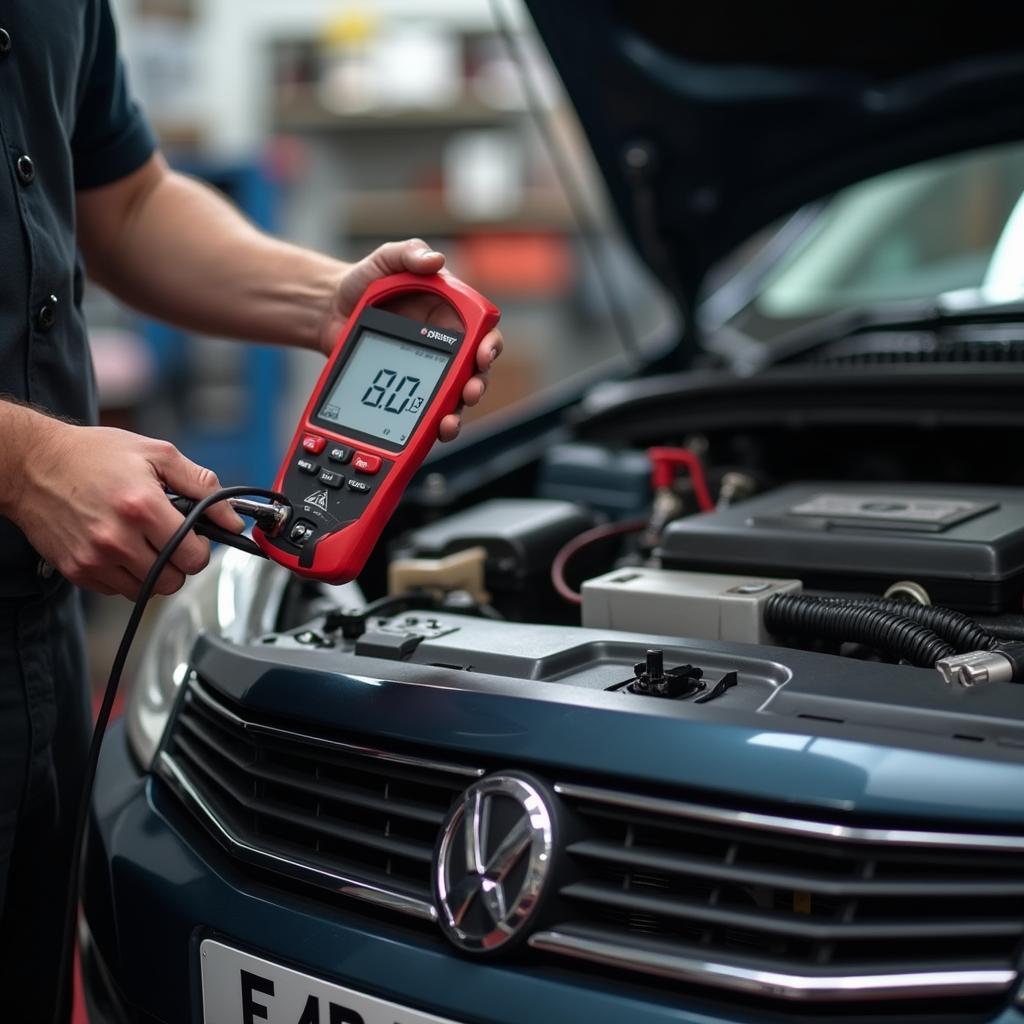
[359,370,425,417]
[317,330,449,445]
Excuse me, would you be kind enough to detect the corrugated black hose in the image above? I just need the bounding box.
[764,593,956,667]
[812,595,1000,654]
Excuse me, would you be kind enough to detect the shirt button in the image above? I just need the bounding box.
[37,295,58,332]
[0,29,11,56]
[16,154,34,185]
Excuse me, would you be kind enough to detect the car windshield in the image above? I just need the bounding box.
[713,141,1024,343]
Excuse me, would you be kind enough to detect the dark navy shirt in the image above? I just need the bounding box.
[0,1,155,593]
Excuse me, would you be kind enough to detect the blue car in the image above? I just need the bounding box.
[85,4,1024,1022]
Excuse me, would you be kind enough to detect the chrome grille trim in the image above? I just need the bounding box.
[158,751,438,921]
[158,677,486,922]
[528,929,1018,1002]
[186,676,484,779]
[554,781,1024,852]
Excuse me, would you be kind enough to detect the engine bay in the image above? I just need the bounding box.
[252,426,1024,755]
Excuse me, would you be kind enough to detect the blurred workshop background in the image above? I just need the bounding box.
[83,0,672,691]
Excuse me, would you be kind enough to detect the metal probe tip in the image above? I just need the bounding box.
[228,497,291,536]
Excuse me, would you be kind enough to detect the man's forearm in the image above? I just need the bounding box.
[77,157,346,351]
[0,400,60,518]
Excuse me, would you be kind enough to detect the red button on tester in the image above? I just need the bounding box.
[301,434,326,454]
[352,452,381,475]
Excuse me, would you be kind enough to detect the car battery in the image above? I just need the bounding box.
[659,482,1024,613]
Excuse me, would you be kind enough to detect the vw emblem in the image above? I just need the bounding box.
[434,773,556,953]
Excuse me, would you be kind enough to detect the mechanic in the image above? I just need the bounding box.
[0,4,503,1021]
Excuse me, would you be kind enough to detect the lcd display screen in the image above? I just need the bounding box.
[317,330,450,446]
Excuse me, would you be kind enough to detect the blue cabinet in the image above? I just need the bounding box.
[138,158,286,489]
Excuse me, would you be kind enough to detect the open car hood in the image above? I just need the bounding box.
[525,2,1024,305]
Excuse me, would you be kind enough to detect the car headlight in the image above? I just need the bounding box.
[125,547,293,768]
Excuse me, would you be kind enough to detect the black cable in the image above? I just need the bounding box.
[168,493,267,557]
[53,485,286,1024]
[488,0,643,363]
[809,595,999,654]
[764,592,956,668]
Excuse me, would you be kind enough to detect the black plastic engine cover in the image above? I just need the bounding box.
[660,481,1024,613]
[389,498,594,621]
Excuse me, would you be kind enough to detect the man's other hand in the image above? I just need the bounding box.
[8,418,243,599]
[320,239,503,442]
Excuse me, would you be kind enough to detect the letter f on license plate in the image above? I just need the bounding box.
[201,940,462,1024]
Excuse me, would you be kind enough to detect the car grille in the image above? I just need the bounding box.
[159,676,1024,1006]
[158,675,481,921]
[530,783,1024,1003]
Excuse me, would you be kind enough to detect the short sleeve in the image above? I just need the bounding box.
[71,0,157,190]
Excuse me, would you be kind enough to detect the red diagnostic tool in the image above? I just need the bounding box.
[254,271,500,583]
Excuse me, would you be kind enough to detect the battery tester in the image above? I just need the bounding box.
[54,271,499,1020]
[255,270,500,582]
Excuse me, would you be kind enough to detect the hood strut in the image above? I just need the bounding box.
[491,0,645,364]
[622,139,697,362]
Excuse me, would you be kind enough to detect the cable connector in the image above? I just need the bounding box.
[644,485,685,548]
[228,496,291,536]
[936,643,1024,687]
[647,446,715,513]
[167,493,291,557]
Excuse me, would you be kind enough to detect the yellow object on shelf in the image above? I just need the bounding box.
[317,10,380,115]
[321,11,377,48]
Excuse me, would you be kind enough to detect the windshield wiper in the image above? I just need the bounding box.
[727,297,1024,374]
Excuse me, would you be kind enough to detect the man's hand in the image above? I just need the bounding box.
[320,239,503,441]
[1,407,243,599]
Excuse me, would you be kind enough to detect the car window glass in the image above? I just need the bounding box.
[713,141,1024,336]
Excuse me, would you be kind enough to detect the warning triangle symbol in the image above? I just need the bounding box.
[304,489,330,512]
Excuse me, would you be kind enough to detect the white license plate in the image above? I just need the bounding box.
[200,940,462,1024]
